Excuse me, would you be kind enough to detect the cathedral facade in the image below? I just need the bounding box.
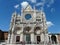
[7,4,49,44]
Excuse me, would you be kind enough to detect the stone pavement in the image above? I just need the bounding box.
[0,44,60,45]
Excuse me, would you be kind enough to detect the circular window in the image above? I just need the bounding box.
[25,14,31,20]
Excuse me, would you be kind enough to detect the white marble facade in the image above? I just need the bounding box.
[7,4,49,44]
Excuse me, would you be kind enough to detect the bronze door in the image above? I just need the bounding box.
[16,36,20,42]
[37,36,41,44]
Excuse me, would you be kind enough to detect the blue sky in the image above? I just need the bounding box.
[0,0,60,33]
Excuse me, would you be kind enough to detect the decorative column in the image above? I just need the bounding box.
[45,34,49,43]
[10,33,14,44]
[10,26,15,44]
[20,27,24,42]
[41,33,44,42]
[7,33,10,43]
[20,33,24,42]
[56,35,59,44]
[31,33,35,43]
[50,35,52,43]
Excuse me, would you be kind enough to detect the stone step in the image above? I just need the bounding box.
[0,44,60,45]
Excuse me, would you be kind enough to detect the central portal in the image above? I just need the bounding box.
[26,34,31,44]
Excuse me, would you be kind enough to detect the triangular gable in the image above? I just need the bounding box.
[24,4,32,11]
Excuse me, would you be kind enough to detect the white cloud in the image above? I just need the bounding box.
[21,1,29,9]
[46,0,55,7]
[36,0,55,8]
[14,4,19,9]
[51,8,55,13]
[41,0,46,3]
[47,4,50,7]
[49,0,54,4]
[30,0,36,3]
[36,2,44,6]
[46,21,54,27]
[27,0,36,3]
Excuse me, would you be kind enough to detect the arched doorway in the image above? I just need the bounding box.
[24,26,31,44]
[26,34,31,44]
[51,35,57,44]
[34,27,41,34]
[24,26,31,33]
[37,36,41,44]
[34,27,41,44]
[16,36,20,43]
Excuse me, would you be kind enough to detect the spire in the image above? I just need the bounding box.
[34,5,36,18]
[12,11,17,17]
[34,5,36,11]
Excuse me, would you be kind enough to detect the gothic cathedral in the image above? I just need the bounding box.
[7,4,49,44]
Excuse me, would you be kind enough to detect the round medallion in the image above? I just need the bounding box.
[25,14,31,20]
